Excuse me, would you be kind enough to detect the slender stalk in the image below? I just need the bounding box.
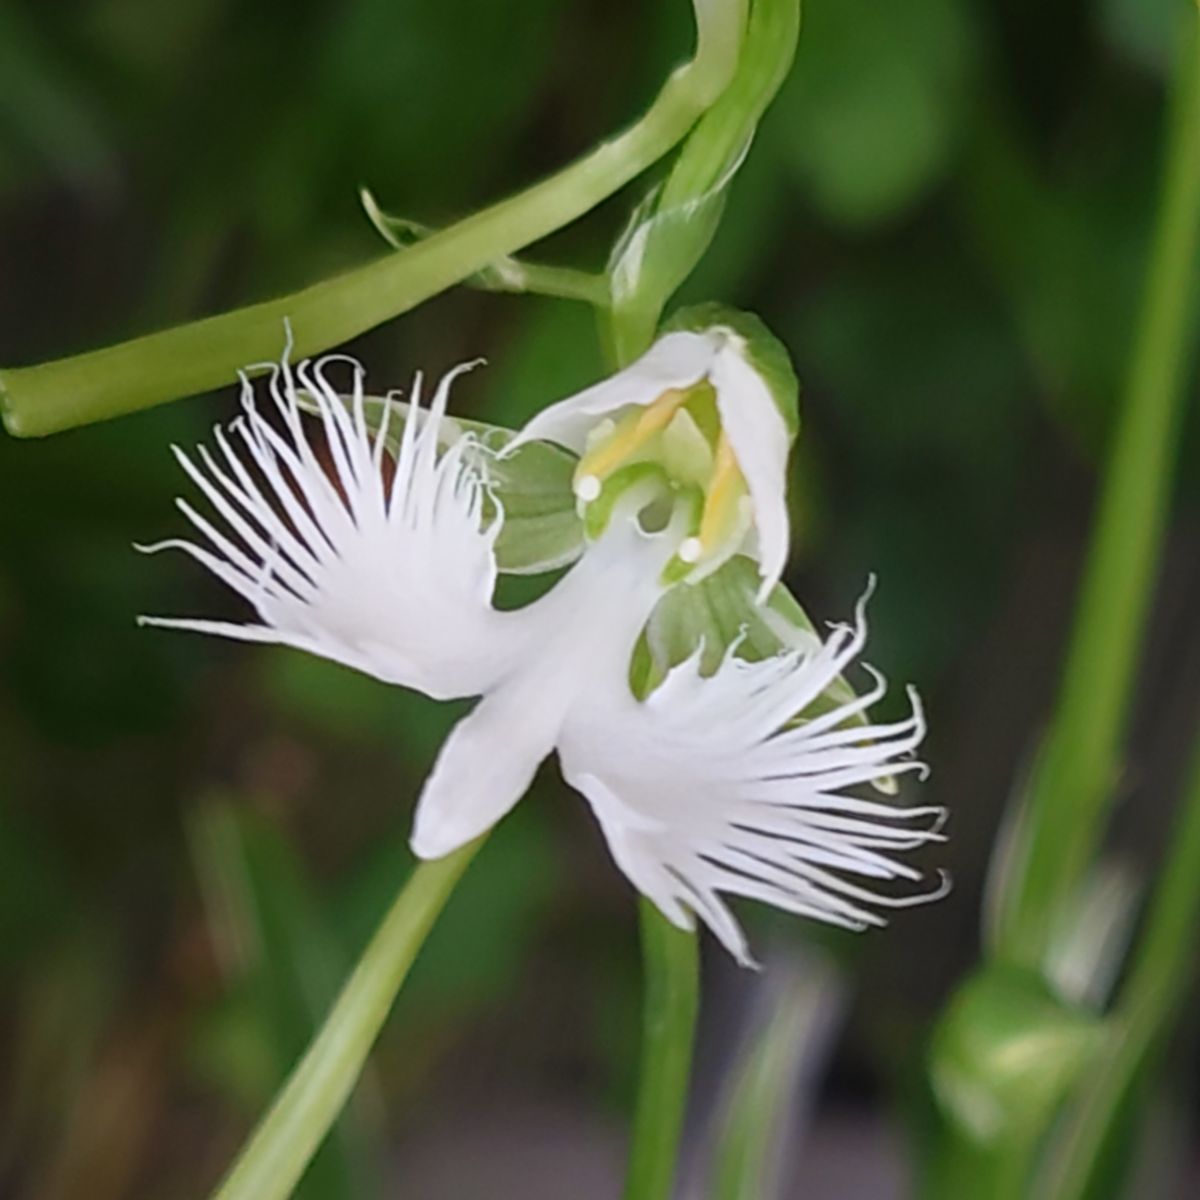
[622,901,701,1200]
[210,840,481,1200]
[0,1,744,438]
[358,187,611,305]
[994,3,1200,966]
[1038,727,1200,1200]
[607,0,796,364]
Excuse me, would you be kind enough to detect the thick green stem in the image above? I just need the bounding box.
[210,840,481,1200]
[1037,728,1200,1200]
[622,902,701,1200]
[994,4,1200,966]
[0,2,743,438]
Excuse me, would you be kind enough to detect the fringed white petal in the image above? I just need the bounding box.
[507,331,718,454]
[139,354,515,701]
[557,589,946,966]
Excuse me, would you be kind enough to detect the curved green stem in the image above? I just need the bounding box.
[622,901,701,1200]
[211,839,482,1200]
[1038,727,1200,1200]
[994,2,1200,966]
[0,1,744,438]
[606,0,797,364]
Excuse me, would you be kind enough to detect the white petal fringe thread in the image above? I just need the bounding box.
[557,588,948,967]
[137,353,509,701]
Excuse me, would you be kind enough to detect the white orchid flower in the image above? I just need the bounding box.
[140,350,944,964]
[508,305,798,600]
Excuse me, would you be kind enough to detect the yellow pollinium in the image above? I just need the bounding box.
[574,385,751,575]
[573,388,689,501]
[677,433,748,565]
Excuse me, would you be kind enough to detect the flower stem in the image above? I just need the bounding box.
[1037,727,1200,1200]
[622,901,701,1200]
[209,839,482,1200]
[0,1,744,438]
[993,2,1200,967]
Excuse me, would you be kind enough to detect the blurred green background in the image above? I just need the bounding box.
[2,1,1199,1197]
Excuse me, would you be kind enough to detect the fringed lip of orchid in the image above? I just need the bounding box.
[137,347,945,966]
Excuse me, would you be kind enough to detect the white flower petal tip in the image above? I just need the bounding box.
[138,350,516,701]
[558,583,944,965]
[410,683,562,860]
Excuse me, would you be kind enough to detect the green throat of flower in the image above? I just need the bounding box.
[573,382,751,586]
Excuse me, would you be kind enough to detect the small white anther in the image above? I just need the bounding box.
[679,537,702,564]
[575,475,602,502]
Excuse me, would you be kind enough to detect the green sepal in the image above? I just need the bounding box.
[929,965,1104,1147]
[302,393,584,576]
[663,302,800,439]
[629,557,885,782]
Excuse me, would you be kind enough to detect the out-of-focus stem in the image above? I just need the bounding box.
[994,3,1200,967]
[1039,728,1200,1200]
[622,901,701,1200]
[211,840,481,1200]
[0,1,744,438]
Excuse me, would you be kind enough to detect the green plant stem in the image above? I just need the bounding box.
[622,901,701,1200]
[606,0,799,363]
[1038,727,1200,1200]
[358,187,611,304]
[0,1,744,438]
[994,4,1200,967]
[210,839,482,1200]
